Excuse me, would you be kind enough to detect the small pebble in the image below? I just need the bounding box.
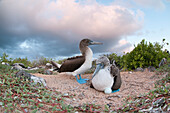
[63,93,69,96]
[0,102,3,106]
[128,71,132,74]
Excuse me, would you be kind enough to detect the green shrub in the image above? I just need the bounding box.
[107,39,169,70]
[0,53,10,63]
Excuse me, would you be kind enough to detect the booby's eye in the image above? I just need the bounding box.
[88,40,93,44]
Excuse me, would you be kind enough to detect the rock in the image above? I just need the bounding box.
[12,65,23,70]
[148,66,156,72]
[39,66,46,69]
[44,69,53,75]
[139,107,153,112]
[27,66,31,69]
[78,92,85,100]
[16,70,47,86]
[1,62,10,66]
[162,104,168,111]
[70,86,79,91]
[159,58,167,67]
[12,63,26,70]
[63,93,69,96]
[135,67,144,72]
[128,71,133,74]
[13,63,26,68]
[16,70,32,80]
[153,97,165,107]
[29,67,39,70]
[48,69,54,71]
[106,95,121,100]
[120,68,127,72]
[31,76,47,86]
[73,98,76,101]
[0,102,3,106]
[152,107,164,113]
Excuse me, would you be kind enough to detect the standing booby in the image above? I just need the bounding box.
[58,39,102,84]
[91,56,121,94]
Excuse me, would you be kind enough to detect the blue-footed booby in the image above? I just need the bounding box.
[91,56,121,94]
[57,39,102,84]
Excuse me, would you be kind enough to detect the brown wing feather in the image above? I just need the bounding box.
[110,65,122,90]
[58,56,85,72]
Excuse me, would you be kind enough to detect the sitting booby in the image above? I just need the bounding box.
[91,56,122,94]
[57,39,102,84]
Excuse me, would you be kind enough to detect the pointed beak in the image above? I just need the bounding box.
[90,41,103,45]
[92,63,103,78]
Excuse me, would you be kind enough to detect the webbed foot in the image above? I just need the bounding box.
[75,74,89,84]
[112,89,120,93]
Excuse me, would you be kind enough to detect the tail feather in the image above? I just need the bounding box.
[51,61,61,70]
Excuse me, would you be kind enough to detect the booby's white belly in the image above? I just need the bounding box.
[92,68,114,91]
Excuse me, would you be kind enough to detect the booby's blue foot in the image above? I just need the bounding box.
[76,74,89,84]
[112,89,120,93]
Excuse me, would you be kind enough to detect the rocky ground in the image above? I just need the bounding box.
[34,71,160,109]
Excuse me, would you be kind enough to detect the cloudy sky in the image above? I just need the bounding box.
[0,0,169,60]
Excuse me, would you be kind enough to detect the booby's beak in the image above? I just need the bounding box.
[92,63,104,78]
[89,41,103,45]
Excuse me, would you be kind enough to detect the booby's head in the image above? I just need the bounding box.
[79,38,102,55]
[92,56,110,78]
[80,39,103,47]
[96,56,110,67]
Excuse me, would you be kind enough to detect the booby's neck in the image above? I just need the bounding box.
[79,45,93,57]
[73,46,93,76]
[84,47,93,60]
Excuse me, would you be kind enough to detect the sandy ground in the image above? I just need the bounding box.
[34,71,158,109]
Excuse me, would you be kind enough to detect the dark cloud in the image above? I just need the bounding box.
[0,0,143,60]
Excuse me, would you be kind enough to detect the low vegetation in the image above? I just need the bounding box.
[0,59,169,112]
[0,54,53,68]
[0,64,105,112]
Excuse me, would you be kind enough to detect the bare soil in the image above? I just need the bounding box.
[34,71,159,109]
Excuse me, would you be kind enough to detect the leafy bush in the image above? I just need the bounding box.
[107,39,169,70]
[0,53,10,63]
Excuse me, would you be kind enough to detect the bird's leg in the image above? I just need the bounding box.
[75,74,89,84]
[79,74,82,79]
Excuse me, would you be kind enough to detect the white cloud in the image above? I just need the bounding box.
[0,0,143,39]
[20,41,31,49]
[0,0,144,59]
[110,39,134,53]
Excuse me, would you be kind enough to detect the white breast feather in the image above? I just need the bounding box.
[92,67,114,91]
[72,47,93,76]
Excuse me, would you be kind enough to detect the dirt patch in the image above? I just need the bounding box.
[34,71,159,109]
